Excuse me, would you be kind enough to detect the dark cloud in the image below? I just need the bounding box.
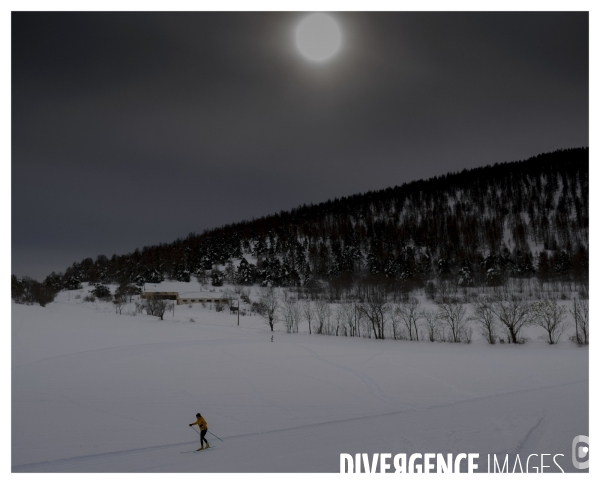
[12,12,588,279]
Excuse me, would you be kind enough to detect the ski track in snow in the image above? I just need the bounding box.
[12,297,588,472]
[292,342,403,409]
[512,414,547,458]
[13,379,586,472]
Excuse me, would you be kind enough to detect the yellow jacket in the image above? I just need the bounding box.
[190,416,208,431]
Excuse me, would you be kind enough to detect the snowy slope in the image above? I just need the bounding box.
[11,288,588,472]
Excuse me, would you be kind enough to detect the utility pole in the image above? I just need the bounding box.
[237,298,240,326]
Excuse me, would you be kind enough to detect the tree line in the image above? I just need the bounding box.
[13,148,588,303]
[254,284,589,346]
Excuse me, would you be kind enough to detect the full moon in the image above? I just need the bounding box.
[296,13,342,62]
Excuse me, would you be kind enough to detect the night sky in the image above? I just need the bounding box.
[12,12,588,280]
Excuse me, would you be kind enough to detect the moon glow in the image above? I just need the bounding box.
[296,13,342,62]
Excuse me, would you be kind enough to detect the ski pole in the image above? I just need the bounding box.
[191,425,223,442]
[207,430,224,442]
[190,426,202,446]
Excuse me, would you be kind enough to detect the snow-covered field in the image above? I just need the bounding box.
[11,284,588,472]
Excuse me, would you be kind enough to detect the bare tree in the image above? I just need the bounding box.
[490,294,531,344]
[361,315,373,339]
[335,302,357,337]
[113,295,127,315]
[462,326,473,344]
[144,297,174,320]
[422,309,441,342]
[333,306,342,336]
[357,290,389,340]
[351,302,362,338]
[301,300,314,335]
[436,297,468,343]
[281,293,302,333]
[571,298,589,345]
[529,298,568,345]
[258,286,279,332]
[396,298,423,341]
[389,305,404,340]
[340,303,353,337]
[154,299,173,321]
[142,298,156,315]
[470,297,498,344]
[313,298,331,335]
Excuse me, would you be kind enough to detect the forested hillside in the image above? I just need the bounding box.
[36,148,589,292]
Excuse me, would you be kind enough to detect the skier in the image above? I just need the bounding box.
[189,413,210,450]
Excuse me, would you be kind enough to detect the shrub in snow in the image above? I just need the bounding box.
[11,275,57,307]
[91,284,112,301]
[32,283,57,307]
